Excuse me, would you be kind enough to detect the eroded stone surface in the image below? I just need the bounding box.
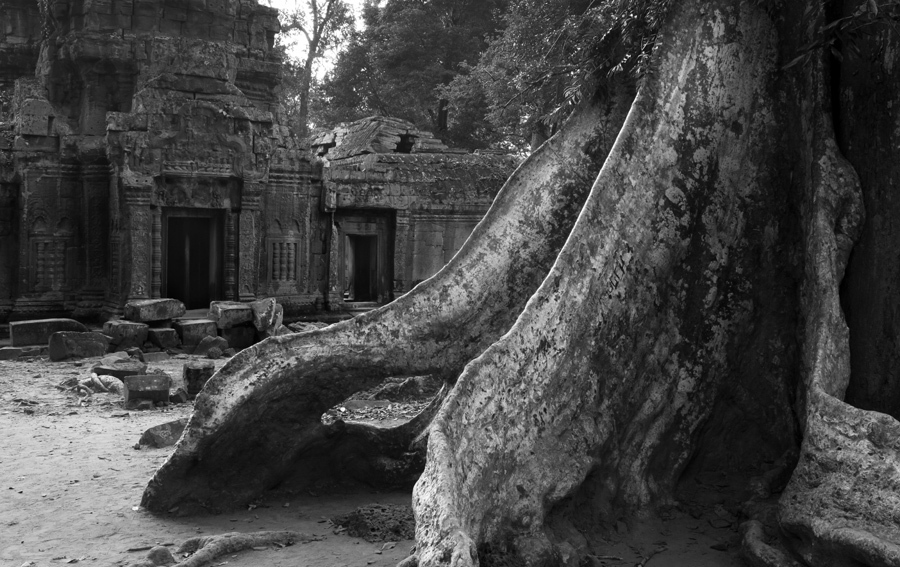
[124,299,186,323]
[10,319,87,346]
[48,331,111,361]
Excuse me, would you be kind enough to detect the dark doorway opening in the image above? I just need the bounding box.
[344,234,378,302]
[164,210,224,309]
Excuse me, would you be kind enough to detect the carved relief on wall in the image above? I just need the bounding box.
[238,210,258,300]
[155,175,235,209]
[128,209,152,299]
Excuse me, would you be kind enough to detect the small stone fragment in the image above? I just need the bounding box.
[139,418,188,448]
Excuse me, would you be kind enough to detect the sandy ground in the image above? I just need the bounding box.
[0,352,747,567]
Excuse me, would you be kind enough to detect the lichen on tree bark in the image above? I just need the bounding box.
[142,0,900,565]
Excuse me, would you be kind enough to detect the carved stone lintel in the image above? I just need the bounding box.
[151,207,162,298]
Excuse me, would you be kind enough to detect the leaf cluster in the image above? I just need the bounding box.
[785,0,900,69]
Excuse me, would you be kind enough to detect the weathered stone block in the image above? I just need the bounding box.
[250,298,283,332]
[139,417,188,448]
[0,347,23,360]
[183,360,215,396]
[142,351,170,364]
[222,325,256,350]
[193,335,229,357]
[91,360,148,380]
[103,320,149,349]
[173,319,217,346]
[124,298,186,322]
[148,327,180,350]
[208,301,253,329]
[48,331,111,361]
[123,375,170,402]
[10,318,88,346]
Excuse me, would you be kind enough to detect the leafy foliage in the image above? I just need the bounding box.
[312,0,507,148]
[277,0,355,135]
[785,0,900,69]
[445,0,674,151]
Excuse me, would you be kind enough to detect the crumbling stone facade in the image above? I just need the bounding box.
[0,0,516,323]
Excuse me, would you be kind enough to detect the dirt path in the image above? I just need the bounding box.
[0,355,414,567]
[0,353,746,567]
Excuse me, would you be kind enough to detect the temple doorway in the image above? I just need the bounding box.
[163,209,225,309]
[344,234,378,302]
[336,212,392,304]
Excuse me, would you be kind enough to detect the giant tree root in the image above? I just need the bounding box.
[411,2,790,563]
[142,92,630,513]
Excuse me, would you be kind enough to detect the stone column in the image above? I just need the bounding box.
[151,206,162,298]
[238,183,262,302]
[123,186,152,303]
[324,214,343,310]
[393,209,411,297]
[225,210,237,301]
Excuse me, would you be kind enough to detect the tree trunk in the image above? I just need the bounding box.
[144,0,900,565]
[141,93,628,514]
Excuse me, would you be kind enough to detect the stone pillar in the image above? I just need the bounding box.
[151,206,162,298]
[238,183,262,302]
[123,186,152,303]
[393,209,411,297]
[225,210,236,301]
[324,215,343,310]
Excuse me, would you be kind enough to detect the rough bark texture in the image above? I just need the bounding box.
[141,95,628,513]
[412,2,798,564]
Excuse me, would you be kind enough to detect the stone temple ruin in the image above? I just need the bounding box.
[0,0,516,324]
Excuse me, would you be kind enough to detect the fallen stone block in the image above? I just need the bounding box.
[98,352,129,366]
[147,327,180,350]
[91,360,148,380]
[123,374,170,403]
[139,417,188,448]
[143,351,170,363]
[208,301,254,329]
[103,320,149,349]
[250,298,283,332]
[173,319,217,347]
[193,335,229,357]
[183,360,215,396]
[124,298,186,323]
[222,325,256,350]
[169,388,189,404]
[48,332,111,361]
[10,318,88,346]
[0,347,23,360]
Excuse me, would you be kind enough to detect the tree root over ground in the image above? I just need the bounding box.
[128,531,321,567]
[141,90,630,514]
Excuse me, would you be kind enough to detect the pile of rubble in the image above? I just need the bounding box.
[1,297,287,362]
